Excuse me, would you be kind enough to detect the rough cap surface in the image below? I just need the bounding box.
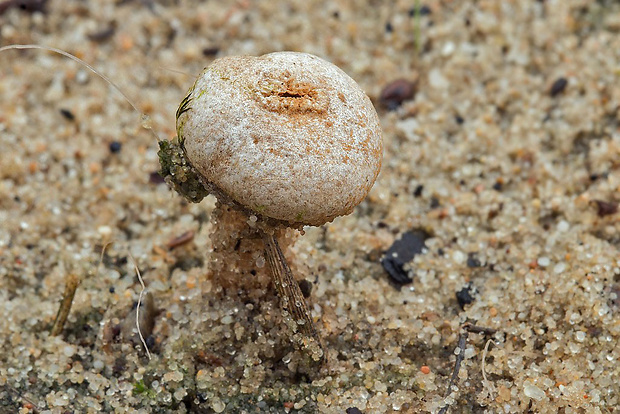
[177,52,382,226]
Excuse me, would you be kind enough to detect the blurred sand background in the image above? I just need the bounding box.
[1,0,619,413]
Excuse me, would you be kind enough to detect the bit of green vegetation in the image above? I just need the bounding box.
[158,140,210,204]
[132,380,157,399]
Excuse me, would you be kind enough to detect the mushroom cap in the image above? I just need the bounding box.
[177,52,382,226]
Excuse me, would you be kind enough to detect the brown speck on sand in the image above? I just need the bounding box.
[593,199,618,217]
[379,78,418,110]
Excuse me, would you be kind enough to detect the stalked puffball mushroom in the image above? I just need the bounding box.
[158,51,382,361]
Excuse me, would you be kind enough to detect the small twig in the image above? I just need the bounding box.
[438,331,469,414]
[50,273,80,336]
[51,243,112,336]
[481,339,496,398]
[129,254,152,360]
[5,384,42,413]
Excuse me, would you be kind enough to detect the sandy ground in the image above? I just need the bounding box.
[1,0,619,413]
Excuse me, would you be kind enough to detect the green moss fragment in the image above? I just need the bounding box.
[133,380,147,394]
[158,140,210,203]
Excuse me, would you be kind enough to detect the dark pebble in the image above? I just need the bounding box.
[346,408,363,414]
[1,0,47,14]
[87,24,116,42]
[466,253,482,268]
[492,181,503,191]
[385,21,393,33]
[455,115,464,124]
[145,335,156,349]
[430,197,440,209]
[408,5,431,16]
[381,230,430,285]
[593,200,618,217]
[413,184,424,197]
[59,108,75,121]
[550,77,568,97]
[202,46,220,57]
[456,284,476,309]
[298,279,313,298]
[109,141,122,153]
[112,356,126,375]
[379,79,417,110]
[376,221,389,229]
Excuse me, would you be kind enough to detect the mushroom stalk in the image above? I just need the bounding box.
[261,231,325,361]
[209,200,325,361]
[208,201,271,293]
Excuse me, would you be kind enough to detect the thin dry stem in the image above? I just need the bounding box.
[5,384,42,413]
[50,273,80,336]
[129,254,152,360]
[0,44,160,144]
[438,330,469,414]
[261,231,325,362]
[481,338,496,398]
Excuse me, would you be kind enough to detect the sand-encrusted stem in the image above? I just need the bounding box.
[261,232,325,361]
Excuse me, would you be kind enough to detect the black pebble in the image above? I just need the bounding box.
[60,108,75,121]
[413,184,424,197]
[550,77,568,97]
[381,230,430,286]
[146,335,156,348]
[14,0,47,13]
[298,279,313,298]
[456,284,475,309]
[202,46,220,57]
[409,5,431,16]
[376,221,389,229]
[466,253,482,268]
[346,408,363,414]
[455,115,464,124]
[109,141,122,153]
[430,197,440,209]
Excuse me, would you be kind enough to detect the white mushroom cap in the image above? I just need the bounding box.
[177,52,382,226]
